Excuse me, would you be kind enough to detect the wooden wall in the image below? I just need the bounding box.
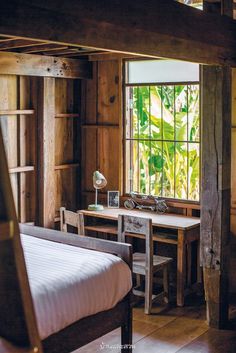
[230,68,236,293]
[54,79,80,220]
[0,75,36,223]
[0,74,81,227]
[81,59,122,208]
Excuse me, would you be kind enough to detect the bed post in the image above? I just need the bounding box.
[0,126,43,352]
[121,298,132,353]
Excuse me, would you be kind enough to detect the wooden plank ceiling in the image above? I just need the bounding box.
[0,35,108,59]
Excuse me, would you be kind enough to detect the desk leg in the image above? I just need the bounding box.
[177,229,186,306]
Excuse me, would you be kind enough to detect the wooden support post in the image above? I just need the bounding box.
[36,77,56,228]
[201,65,231,328]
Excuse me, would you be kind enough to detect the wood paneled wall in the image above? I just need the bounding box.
[81,59,122,208]
[230,68,236,293]
[54,79,80,219]
[0,75,36,223]
[0,74,81,227]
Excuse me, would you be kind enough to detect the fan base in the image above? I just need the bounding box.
[88,204,104,211]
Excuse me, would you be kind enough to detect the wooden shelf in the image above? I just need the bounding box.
[153,232,178,245]
[9,166,34,174]
[0,110,34,116]
[85,224,117,234]
[55,113,79,118]
[54,163,80,170]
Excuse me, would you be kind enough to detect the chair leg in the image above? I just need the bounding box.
[121,306,132,353]
[136,274,141,288]
[163,266,169,304]
[144,272,153,314]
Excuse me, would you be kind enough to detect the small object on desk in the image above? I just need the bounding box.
[88,171,107,211]
[124,192,168,214]
[107,191,120,208]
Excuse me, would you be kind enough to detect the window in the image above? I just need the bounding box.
[176,0,203,9]
[124,60,200,201]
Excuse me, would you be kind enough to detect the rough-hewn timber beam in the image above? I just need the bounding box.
[0,51,92,79]
[201,65,231,329]
[200,0,232,330]
[0,0,236,65]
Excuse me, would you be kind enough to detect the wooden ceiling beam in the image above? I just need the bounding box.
[19,44,69,54]
[0,38,47,50]
[0,51,92,79]
[0,0,236,65]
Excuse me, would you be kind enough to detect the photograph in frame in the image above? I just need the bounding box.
[107,191,120,208]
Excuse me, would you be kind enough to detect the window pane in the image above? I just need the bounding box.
[176,0,203,9]
[188,143,200,200]
[127,60,199,84]
[128,139,139,193]
[150,141,163,196]
[162,86,175,141]
[125,87,134,139]
[175,142,188,199]
[188,85,200,142]
[150,86,162,140]
[139,140,151,194]
[162,142,175,197]
[125,140,132,193]
[175,85,188,141]
[136,86,150,139]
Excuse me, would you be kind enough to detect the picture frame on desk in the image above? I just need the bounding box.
[107,191,120,208]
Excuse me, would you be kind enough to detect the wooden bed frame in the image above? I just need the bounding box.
[21,224,133,353]
[0,126,132,353]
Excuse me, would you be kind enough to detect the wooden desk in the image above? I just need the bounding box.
[79,207,201,307]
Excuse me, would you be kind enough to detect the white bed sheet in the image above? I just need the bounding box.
[20,234,132,339]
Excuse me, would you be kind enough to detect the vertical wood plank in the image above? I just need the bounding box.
[97,127,120,191]
[54,78,80,216]
[18,76,36,223]
[97,60,120,125]
[221,0,233,16]
[0,75,18,215]
[201,65,231,328]
[36,77,56,228]
[82,128,97,192]
[55,79,75,165]
[18,76,27,223]
[83,62,97,124]
[81,58,122,208]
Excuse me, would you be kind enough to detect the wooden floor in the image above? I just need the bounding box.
[75,295,236,353]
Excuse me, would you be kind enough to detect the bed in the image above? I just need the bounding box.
[0,223,133,353]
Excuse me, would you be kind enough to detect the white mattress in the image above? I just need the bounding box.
[20,234,132,339]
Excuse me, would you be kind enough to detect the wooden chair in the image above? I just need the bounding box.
[118,214,173,314]
[60,207,85,235]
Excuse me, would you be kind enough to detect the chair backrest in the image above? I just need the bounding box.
[60,207,85,235]
[118,214,153,270]
[0,126,43,352]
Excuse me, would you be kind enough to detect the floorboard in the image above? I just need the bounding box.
[74,296,236,353]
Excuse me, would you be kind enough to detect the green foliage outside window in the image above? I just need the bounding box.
[125,84,200,201]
